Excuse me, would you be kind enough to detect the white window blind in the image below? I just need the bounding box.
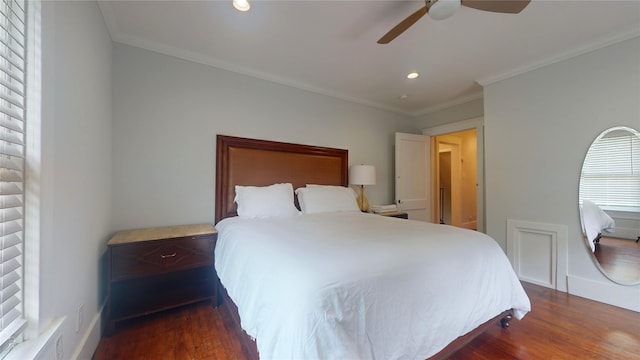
[0,0,26,356]
[580,128,640,210]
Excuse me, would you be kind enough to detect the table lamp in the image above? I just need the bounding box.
[349,165,376,212]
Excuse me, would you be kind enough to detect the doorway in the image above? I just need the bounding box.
[435,135,463,226]
[432,128,478,231]
[439,150,452,225]
[422,118,485,232]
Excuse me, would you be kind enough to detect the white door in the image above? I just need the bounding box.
[395,132,431,222]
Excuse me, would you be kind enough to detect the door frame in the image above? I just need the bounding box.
[435,135,462,227]
[422,117,484,233]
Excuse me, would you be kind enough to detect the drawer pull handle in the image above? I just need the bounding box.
[161,253,177,259]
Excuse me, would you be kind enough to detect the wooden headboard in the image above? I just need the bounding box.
[215,135,348,223]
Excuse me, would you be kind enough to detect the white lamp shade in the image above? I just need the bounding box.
[349,165,376,185]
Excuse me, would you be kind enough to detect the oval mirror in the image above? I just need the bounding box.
[579,126,640,285]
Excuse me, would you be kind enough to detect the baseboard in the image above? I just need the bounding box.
[71,305,103,360]
[609,226,638,240]
[567,275,640,312]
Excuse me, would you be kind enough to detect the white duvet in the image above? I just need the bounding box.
[215,212,530,360]
[581,199,616,252]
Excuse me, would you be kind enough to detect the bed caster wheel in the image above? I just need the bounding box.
[500,314,512,328]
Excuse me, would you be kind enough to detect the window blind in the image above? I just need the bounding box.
[580,129,640,210]
[0,0,26,356]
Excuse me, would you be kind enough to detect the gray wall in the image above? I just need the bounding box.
[483,37,640,309]
[40,1,112,358]
[413,98,484,129]
[31,3,640,358]
[111,44,417,231]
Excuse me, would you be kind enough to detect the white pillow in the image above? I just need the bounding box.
[295,185,360,214]
[305,184,359,200]
[234,183,300,219]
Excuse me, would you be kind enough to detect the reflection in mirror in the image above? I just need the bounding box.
[579,126,640,285]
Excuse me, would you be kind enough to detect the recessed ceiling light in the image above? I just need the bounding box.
[406,72,419,79]
[233,0,250,12]
[399,94,409,100]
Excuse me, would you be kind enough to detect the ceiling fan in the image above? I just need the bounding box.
[378,0,531,44]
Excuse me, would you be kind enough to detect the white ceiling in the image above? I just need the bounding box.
[98,0,640,116]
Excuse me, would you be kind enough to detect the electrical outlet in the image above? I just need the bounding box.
[76,304,84,333]
[55,336,63,360]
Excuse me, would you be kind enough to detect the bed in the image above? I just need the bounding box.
[581,199,616,252]
[214,135,531,360]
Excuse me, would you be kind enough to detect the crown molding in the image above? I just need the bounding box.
[96,3,412,117]
[477,25,640,87]
[120,34,414,116]
[412,92,483,117]
[96,2,639,120]
[97,2,118,41]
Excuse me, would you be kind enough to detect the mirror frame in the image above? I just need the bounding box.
[579,126,640,285]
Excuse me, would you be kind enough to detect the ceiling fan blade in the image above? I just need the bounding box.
[377,6,428,44]
[461,0,530,14]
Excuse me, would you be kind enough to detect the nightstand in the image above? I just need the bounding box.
[375,211,409,219]
[105,223,217,334]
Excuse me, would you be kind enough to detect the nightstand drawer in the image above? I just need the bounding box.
[105,224,218,335]
[110,235,214,280]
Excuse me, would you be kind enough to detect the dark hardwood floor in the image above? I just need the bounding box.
[594,236,640,284]
[93,282,640,359]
